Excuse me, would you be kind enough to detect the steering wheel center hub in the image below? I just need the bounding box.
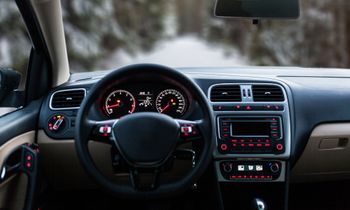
[113,112,180,167]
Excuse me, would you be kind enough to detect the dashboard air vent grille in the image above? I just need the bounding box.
[252,85,284,102]
[210,85,242,102]
[50,89,86,109]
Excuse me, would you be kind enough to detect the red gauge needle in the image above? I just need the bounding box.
[160,103,170,113]
[107,100,121,109]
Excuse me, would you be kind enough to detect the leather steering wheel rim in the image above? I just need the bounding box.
[75,64,214,199]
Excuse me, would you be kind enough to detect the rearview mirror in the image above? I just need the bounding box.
[0,68,21,102]
[214,0,300,19]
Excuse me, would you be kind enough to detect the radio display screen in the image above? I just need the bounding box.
[231,122,271,136]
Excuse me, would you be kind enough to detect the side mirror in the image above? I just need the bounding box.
[0,68,21,102]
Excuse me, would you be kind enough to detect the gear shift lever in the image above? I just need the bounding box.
[252,198,266,210]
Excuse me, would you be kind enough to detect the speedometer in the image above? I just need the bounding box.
[156,89,186,118]
[104,90,135,118]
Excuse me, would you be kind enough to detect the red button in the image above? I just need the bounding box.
[26,163,31,168]
[265,144,271,147]
[257,144,262,147]
[220,144,228,151]
[27,155,32,161]
[248,144,254,147]
[231,139,237,143]
[276,144,284,151]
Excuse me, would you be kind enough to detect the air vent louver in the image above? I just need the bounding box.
[210,85,242,102]
[50,89,86,109]
[252,85,284,102]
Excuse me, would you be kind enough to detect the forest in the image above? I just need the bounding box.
[0,0,350,74]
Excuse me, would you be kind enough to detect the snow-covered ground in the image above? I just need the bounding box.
[99,36,248,68]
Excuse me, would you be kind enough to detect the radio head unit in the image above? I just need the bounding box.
[218,116,284,154]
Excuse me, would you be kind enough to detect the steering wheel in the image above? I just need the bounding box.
[75,64,214,199]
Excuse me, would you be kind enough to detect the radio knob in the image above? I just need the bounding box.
[269,163,280,173]
[222,162,233,173]
[276,144,284,151]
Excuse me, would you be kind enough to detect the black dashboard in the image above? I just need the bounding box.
[39,67,350,165]
[35,66,350,210]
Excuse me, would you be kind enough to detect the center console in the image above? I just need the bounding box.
[209,82,291,210]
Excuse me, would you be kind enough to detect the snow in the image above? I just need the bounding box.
[99,36,248,68]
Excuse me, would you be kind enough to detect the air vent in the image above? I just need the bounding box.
[50,89,86,109]
[252,85,284,102]
[210,85,242,102]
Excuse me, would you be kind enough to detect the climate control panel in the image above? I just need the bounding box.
[218,160,284,182]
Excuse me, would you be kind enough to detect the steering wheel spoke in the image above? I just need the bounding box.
[88,119,118,145]
[176,119,203,144]
[129,167,161,191]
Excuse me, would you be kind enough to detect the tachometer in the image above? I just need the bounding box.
[104,90,135,118]
[156,89,186,118]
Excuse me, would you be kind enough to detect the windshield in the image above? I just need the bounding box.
[62,0,348,72]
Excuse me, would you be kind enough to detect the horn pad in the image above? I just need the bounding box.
[113,112,180,167]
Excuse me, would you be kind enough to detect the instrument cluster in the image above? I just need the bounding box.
[101,83,190,119]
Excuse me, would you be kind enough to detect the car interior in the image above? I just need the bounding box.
[1,0,350,210]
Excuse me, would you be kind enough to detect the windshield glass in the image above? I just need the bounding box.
[62,0,348,72]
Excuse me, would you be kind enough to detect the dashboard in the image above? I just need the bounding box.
[37,66,350,188]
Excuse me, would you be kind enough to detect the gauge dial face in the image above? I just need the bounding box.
[156,89,186,118]
[104,90,136,118]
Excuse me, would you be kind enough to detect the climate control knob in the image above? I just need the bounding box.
[269,163,280,173]
[222,162,233,173]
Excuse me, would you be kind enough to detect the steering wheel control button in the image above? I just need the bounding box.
[98,125,112,137]
[47,114,67,132]
[179,123,200,140]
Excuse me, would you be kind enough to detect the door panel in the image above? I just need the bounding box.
[0,100,41,210]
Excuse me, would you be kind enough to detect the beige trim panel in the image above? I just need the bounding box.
[30,0,70,87]
[0,131,35,169]
[0,174,28,210]
[292,123,350,182]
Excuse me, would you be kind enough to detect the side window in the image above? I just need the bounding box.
[0,1,31,111]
